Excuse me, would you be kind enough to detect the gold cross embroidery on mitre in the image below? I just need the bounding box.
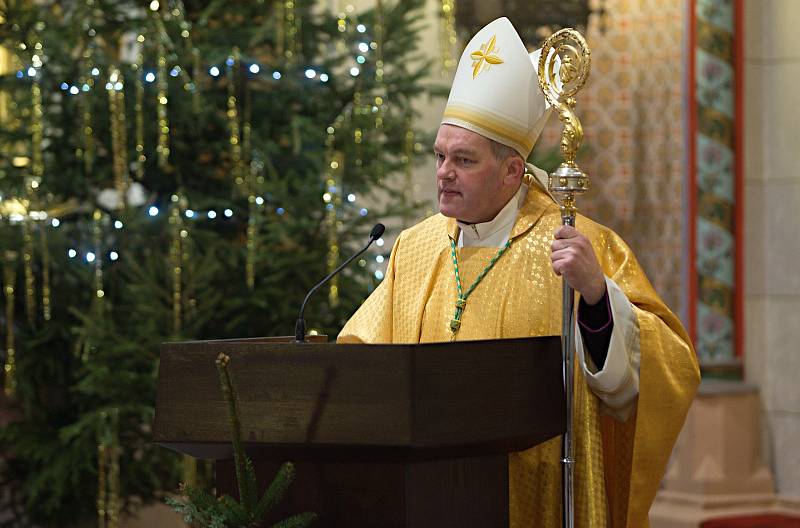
[470,34,504,79]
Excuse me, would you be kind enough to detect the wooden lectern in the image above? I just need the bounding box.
[154,336,565,527]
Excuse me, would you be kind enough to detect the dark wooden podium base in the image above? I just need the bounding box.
[216,453,509,528]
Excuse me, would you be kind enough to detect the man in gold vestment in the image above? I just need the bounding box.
[338,17,700,528]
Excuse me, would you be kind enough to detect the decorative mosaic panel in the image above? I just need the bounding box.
[694,0,737,361]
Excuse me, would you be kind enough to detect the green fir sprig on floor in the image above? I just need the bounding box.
[166,353,316,528]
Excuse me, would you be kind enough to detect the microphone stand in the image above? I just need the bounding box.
[295,224,384,342]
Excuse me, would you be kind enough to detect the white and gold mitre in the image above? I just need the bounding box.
[441,17,556,159]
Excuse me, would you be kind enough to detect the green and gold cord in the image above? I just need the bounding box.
[448,238,512,338]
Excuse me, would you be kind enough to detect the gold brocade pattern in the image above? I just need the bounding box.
[338,185,700,527]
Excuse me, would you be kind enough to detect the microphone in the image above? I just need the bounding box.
[295,223,385,342]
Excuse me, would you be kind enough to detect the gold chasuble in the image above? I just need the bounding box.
[338,185,700,527]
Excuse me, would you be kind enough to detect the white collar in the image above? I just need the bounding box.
[457,184,528,247]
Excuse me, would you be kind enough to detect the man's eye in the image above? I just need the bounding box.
[434,152,445,162]
[459,157,474,165]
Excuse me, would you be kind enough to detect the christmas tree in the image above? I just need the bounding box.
[0,0,433,525]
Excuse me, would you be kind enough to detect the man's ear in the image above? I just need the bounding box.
[503,155,525,186]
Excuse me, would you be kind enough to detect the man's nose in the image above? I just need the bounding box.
[437,159,455,180]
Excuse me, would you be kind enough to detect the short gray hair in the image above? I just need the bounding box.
[488,138,521,162]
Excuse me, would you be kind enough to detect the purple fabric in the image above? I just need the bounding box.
[578,289,613,369]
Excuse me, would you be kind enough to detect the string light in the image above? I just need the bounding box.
[376,255,384,263]
[145,72,155,82]
[347,193,356,202]
[51,218,60,227]
[360,208,368,216]
[185,209,195,218]
[86,252,96,263]
[305,68,316,79]
[358,42,369,53]
[320,73,329,82]
[255,196,264,205]
[114,220,123,229]
[109,252,119,261]
[223,208,233,217]
[148,206,159,216]
[249,64,260,74]
[208,210,217,219]
[357,24,367,33]
[374,270,384,280]
[68,249,77,258]
[272,71,281,80]
[350,67,360,76]
[376,238,384,247]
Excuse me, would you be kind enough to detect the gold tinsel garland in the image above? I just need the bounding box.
[324,116,345,306]
[155,21,170,170]
[3,251,18,398]
[440,0,457,74]
[169,194,197,486]
[373,0,386,181]
[79,44,96,174]
[226,49,243,189]
[21,219,35,325]
[97,409,120,528]
[22,68,45,325]
[39,224,50,321]
[134,36,146,181]
[242,86,257,290]
[92,209,104,300]
[169,195,185,335]
[403,115,415,226]
[107,66,129,200]
[283,0,301,63]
